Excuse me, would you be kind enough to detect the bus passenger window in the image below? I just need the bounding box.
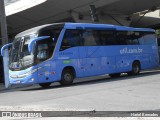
[60,39,71,50]
[143,32,156,44]
[127,32,140,45]
[83,31,98,46]
[137,32,145,45]
[99,31,116,45]
[116,31,128,45]
[60,30,81,51]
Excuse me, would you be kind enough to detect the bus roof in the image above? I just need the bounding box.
[15,23,64,38]
[15,22,155,38]
[64,23,155,32]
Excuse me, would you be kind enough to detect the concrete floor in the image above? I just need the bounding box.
[0,69,160,112]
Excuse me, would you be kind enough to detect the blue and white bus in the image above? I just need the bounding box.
[1,23,159,88]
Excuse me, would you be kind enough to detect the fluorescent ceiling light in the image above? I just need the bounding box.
[5,0,47,16]
[144,10,160,18]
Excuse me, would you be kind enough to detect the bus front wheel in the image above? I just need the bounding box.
[39,83,51,88]
[60,69,74,86]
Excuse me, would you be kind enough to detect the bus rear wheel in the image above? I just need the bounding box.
[39,83,51,88]
[128,61,140,75]
[60,69,75,86]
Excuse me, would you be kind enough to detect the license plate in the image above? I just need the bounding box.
[16,80,21,84]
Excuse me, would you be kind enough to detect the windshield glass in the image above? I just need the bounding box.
[9,34,36,70]
[9,27,62,71]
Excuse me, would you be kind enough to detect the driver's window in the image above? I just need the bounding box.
[37,43,49,60]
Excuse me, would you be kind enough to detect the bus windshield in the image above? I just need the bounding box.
[9,34,36,70]
[9,28,62,71]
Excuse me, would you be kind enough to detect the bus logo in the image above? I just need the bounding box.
[120,47,143,54]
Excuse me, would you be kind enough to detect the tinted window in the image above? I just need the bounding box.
[116,31,128,45]
[116,31,146,45]
[60,29,156,49]
[83,30,100,46]
[99,31,116,45]
[143,32,156,44]
[136,32,145,45]
[60,30,81,51]
[127,32,140,45]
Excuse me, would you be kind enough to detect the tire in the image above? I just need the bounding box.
[128,62,140,75]
[60,69,75,86]
[109,73,121,78]
[39,83,51,88]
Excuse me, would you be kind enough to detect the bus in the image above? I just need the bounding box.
[1,23,159,88]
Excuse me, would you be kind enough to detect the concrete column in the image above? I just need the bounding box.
[0,0,10,88]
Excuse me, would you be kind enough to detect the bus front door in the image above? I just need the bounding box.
[38,61,53,84]
[36,41,53,84]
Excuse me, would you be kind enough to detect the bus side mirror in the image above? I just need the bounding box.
[1,43,12,56]
[28,36,50,54]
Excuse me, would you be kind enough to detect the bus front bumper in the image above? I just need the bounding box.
[9,68,38,85]
[9,76,36,85]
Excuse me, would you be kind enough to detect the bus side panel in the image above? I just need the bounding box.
[137,54,148,70]
[76,46,117,77]
[152,54,159,67]
[79,46,117,77]
[55,47,82,80]
[49,60,59,81]
[83,46,102,77]
[100,46,117,74]
[101,56,116,74]
[147,54,159,68]
[140,45,159,69]
[115,54,152,73]
[116,55,132,73]
[77,46,87,77]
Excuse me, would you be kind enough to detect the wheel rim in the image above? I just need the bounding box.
[64,72,72,82]
[133,64,139,74]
